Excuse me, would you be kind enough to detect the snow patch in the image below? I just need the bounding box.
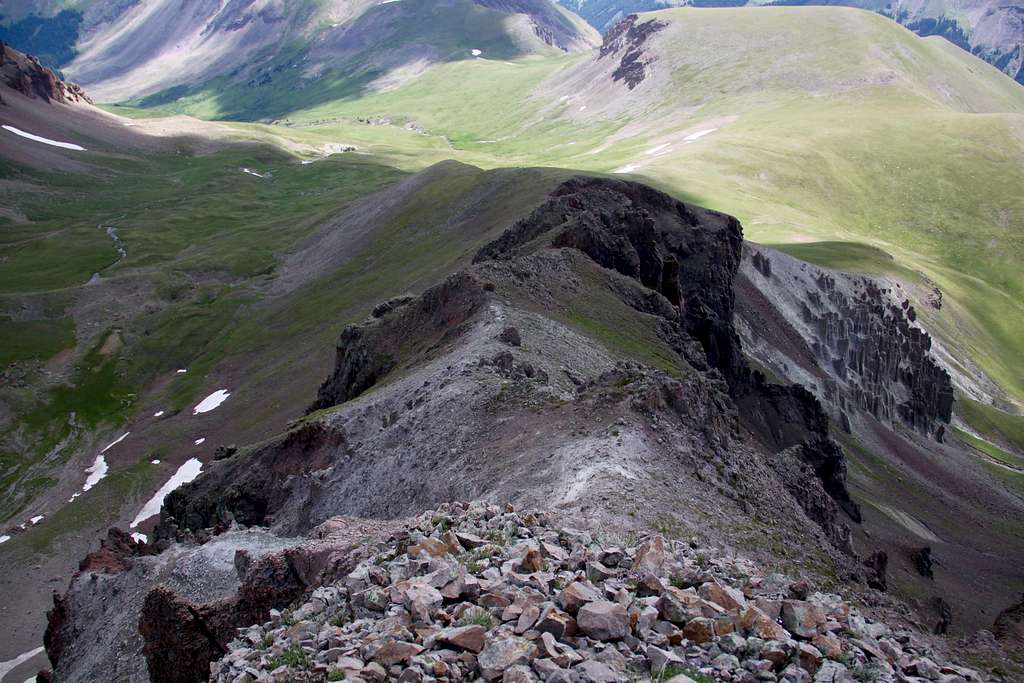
[242,167,268,178]
[30,515,43,525]
[153,410,165,418]
[151,459,161,464]
[83,455,108,492]
[176,368,188,374]
[0,647,44,680]
[131,532,148,544]
[2,125,86,151]
[193,389,230,415]
[684,128,718,143]
[471,49,482,57]
[131,458,203,528]
[101,432,130,453]
[0,535,9,544]
[194,437,206,446]
[68,493,80,503]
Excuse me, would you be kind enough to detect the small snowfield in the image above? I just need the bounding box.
[193,389,231,415]
[131,458,203,528]
[2,125,86,151]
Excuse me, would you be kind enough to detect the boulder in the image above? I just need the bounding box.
[574,660,620,683]
[657,587,701,624]
[646,645,685,673]
[536,607,577,638]
[699,581,746,611]
[557,581,601,615]
[738,605,787,641]
[409,538,451,558]
[683,617,715,644]
[577,601,631,641]
[477,637,535,680]
[632,536,667,573]
[781,601,826,639]
[368,639,423,666]
[438,625,486,653]
[796,642,822,675]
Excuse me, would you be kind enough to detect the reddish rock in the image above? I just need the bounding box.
[781,600,826,639]
[812,633,843,658]
[409,537,451,558]
[698,581,746,611]
[797,642,823,675]
[557,581,601,615]
[536,607,577,638]
[657,586,702,624]
[683,617,715,644]
[737,605,787,641]
[368,639,424,666]
[139,587,230,683]
[78,528,150,574]
[632,535,667,573]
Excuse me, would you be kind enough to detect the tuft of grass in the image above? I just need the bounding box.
[655,664,715,683]
[270,646,309,669]
[457,608,497,630]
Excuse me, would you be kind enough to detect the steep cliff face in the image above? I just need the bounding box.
[474,177,745,386]
[735,245,954,440]
[0,41,91,105]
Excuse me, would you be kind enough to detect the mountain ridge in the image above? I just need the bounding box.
[557,0,1024,86]
[2,5,1024,680]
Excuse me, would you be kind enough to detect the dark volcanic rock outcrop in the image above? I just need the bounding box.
[598,14,666,89]
[311,273,487,412]
[736,245,954,438]
[474,176,745,385]
[0,41,91,105]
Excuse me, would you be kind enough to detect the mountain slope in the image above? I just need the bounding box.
[557,0,1024,86]
[0,0,600,104]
